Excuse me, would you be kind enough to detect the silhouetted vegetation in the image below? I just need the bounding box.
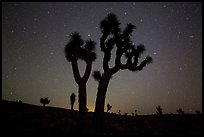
[2,100,202,136]
[16,100,22,103]
[64,32,96,126]
[177,108,185,115]
[156,105,163,115]
[107,103,112,112]
[70,93,76,111]
[118,110,121,115]
[92,13,152,126]
[195,110,201,115]
[40,97,50,107]
[134,109,138,116]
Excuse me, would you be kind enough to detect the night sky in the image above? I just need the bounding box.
[2,2,202,115]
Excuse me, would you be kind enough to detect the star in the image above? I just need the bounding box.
[2,2,202,116]
[34,18,39,22]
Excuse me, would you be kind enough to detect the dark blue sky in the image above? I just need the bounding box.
[2,2,202,114]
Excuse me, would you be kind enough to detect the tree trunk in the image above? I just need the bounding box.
[93,73,111,127]
[78,82,87,126]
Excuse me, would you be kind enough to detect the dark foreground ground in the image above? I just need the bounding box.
[1,100,202,136]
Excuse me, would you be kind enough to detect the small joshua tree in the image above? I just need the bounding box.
[118,110,121,115]
[40,97,50,107]
[16,100,22,103]
[70,93,76,111]
[195,110,201,115]
[134,109,138,116]
[177,108,185,115]
[156,105,163,115]
[107,103,112,112]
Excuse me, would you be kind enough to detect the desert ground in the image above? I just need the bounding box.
[1,100,202,136]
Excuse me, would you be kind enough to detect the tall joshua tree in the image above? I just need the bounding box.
[64,32,96,125]
[92,13,152,126]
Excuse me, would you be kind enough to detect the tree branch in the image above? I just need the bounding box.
[71,60,81,84]
[82,61,92,83]
[100,33,109,52]
[100,33,111,72]
[129,56,152,71]
[103,51,111,72]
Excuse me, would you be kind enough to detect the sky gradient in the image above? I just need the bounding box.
[2,2,202,115]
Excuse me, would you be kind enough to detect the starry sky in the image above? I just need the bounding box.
[2,2,202,115]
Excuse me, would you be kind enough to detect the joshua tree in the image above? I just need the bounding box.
[107,103,112,112]
[70,93,76,111]
[92,13,152,125]
[134,109,138,116]
[118,110,121,115]
[156,105,163,115]
[177,108,185,115]
[40,97,50,107]
[64,32,96,125]
[195,110,201,115]
[16,100,22,103]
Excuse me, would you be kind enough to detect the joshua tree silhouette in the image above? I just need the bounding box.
[92,13,152,126]
[40,97,50,107]
[134,109,138,116]
[195,110,201,115]
[118,110,121,115]
[156,105,163,115]
[177,108,185,115]
[64,32,96,126]
[107,103,112,112]
[70,93,76,111]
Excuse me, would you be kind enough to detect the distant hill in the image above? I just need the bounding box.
[1,100,202,136]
